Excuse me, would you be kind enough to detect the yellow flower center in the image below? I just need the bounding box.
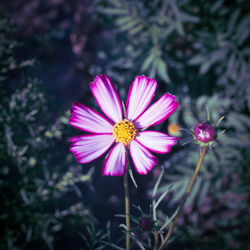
[113,119,137,145]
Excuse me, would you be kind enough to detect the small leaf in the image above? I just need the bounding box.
[199,60,212,75]
[206,107,210,122]
[149,58,158,78]
[211,0,224,13]
[227,9,240,35]
[236,15,250,45]
[97,7,128,15]
[128,167,138,188]
[216,116,225,127]
[120,19,141,31]
[152,167,164,197]
[185,177,201,207]
[116,16,133,26]
[109,0,123,7]
[175,21,184,36]
[141,48,160,72]
[157,58,170,83]
[160,208,179,230]
[197,180,210,205]
[159,24,175,40]
[18,145,28,156]
[188,55,205,65]
[100,241,125,250]
[179,11,200,23]
[155,190,169,208]
[171,178,189,203]
[129,24,144,36]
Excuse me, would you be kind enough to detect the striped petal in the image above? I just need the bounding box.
[129,140,157,175]
[69,103,114,133]
[126,76,157,121]
[136,131,178,154]
[102,143,126,176]
[70,134,115,164]
[135,93,178,129]
[90,74,122,123]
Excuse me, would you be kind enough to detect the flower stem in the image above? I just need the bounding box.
[159,146,207,250]
[154,229,159,250]
[124,166,130,250]
[153,192,158,249]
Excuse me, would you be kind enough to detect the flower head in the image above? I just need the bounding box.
[138,216,154,231]
[194,122,216,144]
[69,74,178,176]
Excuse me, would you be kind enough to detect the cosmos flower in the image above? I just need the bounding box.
[69,75,178,176]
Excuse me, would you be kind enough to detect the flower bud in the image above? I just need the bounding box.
[194,122,216,143]
[168,123,181,136]
[138,217,153,231]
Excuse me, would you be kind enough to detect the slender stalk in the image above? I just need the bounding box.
[154,229,159,250]
[153,192,158,250]
[124,166,130,250]
[159,146,207,250]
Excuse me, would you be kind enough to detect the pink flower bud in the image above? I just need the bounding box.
[194,122,216,143]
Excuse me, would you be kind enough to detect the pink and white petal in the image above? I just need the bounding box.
[69,103,114,133]
[126,76,157,121]
[90,74,122,123]
[129,140,158,175]
[136,131,178,154]
[135,93,178,129]
[102,143,126,176]
[70,134,115,164]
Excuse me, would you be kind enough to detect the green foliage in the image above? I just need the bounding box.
[93,0,250,248]
[0,15,95,250]
[1,0,249,248]
[188,3,250,109]
[93,0,200,85]
[0,14,34,84]
[79,222,111,250]
[158,94,250,249]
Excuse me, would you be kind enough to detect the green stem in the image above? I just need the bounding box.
[124,166,130,250]
[153,191,158,249]
[159,146,207,250]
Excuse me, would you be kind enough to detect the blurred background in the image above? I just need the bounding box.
[0,0,249,249]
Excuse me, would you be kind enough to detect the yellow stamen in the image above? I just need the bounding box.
[113,119,137,145]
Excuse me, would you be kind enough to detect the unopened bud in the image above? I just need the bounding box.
[194,122,216,143]
[138,217,153,231]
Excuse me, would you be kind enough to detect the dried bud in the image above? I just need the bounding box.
[168,123,181,136]
[138,217,153,231]
[194,122,216,143]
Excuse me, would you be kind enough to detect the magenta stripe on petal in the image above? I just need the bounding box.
[135,93,178,129]
[70,134,115,164]
[90,74,122,123]
[136,131,178,154]
[129,140,157,175]
[69,103,114,133]
[126,76,157,121]
[102,142,126,176]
